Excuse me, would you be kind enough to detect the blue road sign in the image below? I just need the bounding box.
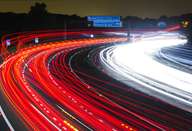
[157,21,167,28]
[88,16,121,22]
[93,21,122,27]
[87,16,122,27]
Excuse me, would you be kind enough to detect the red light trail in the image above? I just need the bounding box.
[0,28,191,130]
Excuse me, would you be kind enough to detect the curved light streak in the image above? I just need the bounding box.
[0,32,134,131]
[99,32,192,112]
[0,29,191,130]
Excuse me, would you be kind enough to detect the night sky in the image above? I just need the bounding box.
[0,0,191,18]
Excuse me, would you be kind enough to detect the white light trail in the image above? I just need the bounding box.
[0,106,15,131]
[99,32,192,112]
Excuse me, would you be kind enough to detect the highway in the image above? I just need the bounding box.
[98,32,192,112]
[0,29,191,130]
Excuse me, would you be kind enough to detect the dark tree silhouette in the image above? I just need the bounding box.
[29,2,48,15]
[184,21,192,43]
[179,14,192,43]
[159,15,168,21]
